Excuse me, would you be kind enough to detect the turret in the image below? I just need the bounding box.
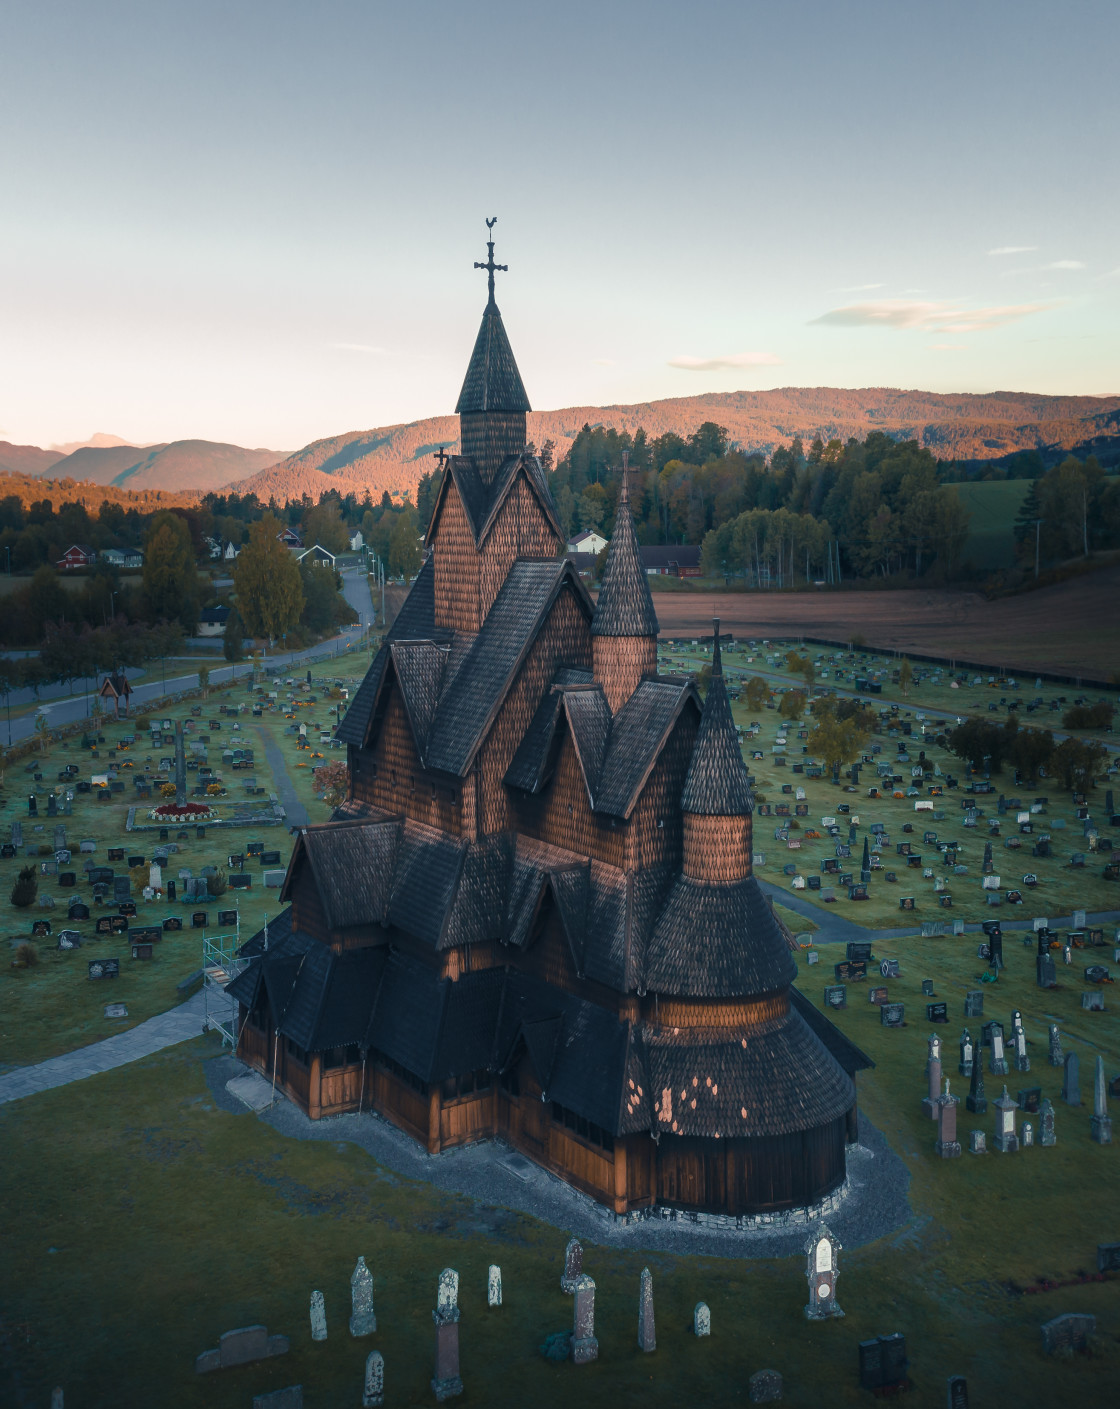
[591,470,658,713]
[680,621,753,882]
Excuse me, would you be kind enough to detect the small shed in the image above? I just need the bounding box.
[99,671,133,716]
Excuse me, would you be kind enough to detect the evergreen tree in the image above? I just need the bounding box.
[223,606,245,661]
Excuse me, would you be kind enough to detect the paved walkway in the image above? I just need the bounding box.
[257,726,309,828]
[0,990,215,1106]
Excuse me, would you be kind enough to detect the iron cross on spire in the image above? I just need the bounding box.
[474,216,507,303]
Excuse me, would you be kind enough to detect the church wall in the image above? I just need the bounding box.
[514,737,628,868]
[432,481,480,633]
[459,410,525,485]
[289,854,331,943]
[478,472,560,622]
[507,902,620,1010]
[682,812,753,882]
[351,688,463,834]
[476,586,592,837]
[593,634,658,714]
[624,708,699,873]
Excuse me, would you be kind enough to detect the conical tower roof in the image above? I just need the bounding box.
[591,473,659,638]
[455,298,531,414]
[681,622,754,815]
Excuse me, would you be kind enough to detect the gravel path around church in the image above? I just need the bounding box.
[204,1053,912,1260]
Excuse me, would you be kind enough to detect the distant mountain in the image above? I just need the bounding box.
[47,432,150,456]
[229,387,1120,504]
[0,441,66,477]
[46,439,288,492]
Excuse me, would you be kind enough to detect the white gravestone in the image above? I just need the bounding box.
[487,1265,502,1308]
[350,1256,376,1337]
[310,1290,327,1341]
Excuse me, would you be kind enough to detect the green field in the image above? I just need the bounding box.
[946,480,1031,571]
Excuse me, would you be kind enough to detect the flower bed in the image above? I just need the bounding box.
[147,802,216,823]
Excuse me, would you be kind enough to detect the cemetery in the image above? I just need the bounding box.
[2,308,1118,1407]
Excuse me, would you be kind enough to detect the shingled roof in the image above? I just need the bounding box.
[591,476,658,638]
[424,559,593,776]
[455,298,531,414]
[643,874,796,998]
[680,624,753,816]
[284,820,401,930]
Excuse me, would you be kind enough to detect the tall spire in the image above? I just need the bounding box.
[456,218,531,417]
[591,456,658,639]
[681,619,753,816]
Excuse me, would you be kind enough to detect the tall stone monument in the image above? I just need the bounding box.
[804,1224,843,1319]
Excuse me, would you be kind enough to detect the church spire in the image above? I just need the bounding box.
[681,620,753,817]
[591,455,659,712]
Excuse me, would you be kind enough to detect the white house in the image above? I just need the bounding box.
[349,529,364,552]
[297,544,337,568]
[100,547,144,569]
[566,529,608,556]
[198,605,231,637]
[222,541,240,561]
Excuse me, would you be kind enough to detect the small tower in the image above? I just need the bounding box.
[680,620,753,884]
[591,463,658,713]
[455,218,531,485]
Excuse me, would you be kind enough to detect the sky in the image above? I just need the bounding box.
[2,0,1119,451]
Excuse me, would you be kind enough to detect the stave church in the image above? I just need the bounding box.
[228,228,871,1218]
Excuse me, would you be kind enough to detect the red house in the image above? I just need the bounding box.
[57,544,97,571]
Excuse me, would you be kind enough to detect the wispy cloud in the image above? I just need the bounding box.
[668,351,782,372]
[810,299,1051,334]
[329,342,388,354]
[988,245,1038,255]
[1045,259,1085,270]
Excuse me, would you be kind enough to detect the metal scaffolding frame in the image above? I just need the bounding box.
[202,912,246,1048]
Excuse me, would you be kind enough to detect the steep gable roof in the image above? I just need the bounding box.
[283,820,402,930]
[591,476,658,638]
[455,299,531,413]
[595,679,698,818]
[424,559,593,777]
[428,452,563,551]
[680,625,754,816]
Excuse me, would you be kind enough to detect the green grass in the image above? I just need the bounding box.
[946,480,1031,571]
[1,939,1117,1409]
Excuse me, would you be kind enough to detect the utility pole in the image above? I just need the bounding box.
[1034,519,1042,580]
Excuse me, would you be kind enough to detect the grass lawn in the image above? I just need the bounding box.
[946,480,1032,571]
[1,925,1117,1409]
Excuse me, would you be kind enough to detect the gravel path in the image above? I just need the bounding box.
[256,725,309,828]
[204,1054,911,1260]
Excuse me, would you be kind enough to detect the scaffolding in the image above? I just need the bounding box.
[202,914,247,1048]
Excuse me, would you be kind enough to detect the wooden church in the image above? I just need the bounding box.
[229,229,871,1218]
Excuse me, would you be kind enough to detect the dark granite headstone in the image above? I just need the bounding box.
[87,958,120,979]
[824,985,847,1009]
[881,1002,905,1027]
[926,1002,948,1023]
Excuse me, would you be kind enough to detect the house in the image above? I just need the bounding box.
[566,528,607,556]
[56,544,96,571]
[277,527,304,550]
[100,547,143,570]
[198,605,231,637]
[639,545,702,577]
[204,536,222,560]
[349,529,364,552]
[98,671,132,716]
[297,545,337,569]
[226,238,868,1220]
[223,541,240,561]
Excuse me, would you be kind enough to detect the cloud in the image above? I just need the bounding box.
[329,342,387,354]
[592,357,617,367]
[668,351,782,372]
[810,298,1051,334]
[1044,259,1085,270]
[837,282,884,292]
[988,245,1038,255]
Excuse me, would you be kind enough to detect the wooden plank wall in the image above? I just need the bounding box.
[478,472,560,621]
[432,482,480,633]
[350,689,462,834]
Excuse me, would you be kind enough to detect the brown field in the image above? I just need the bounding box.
[650,564,1120,681]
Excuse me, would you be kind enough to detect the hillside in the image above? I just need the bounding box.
[230,387,1120,504]
[0,469,199,513]
[946,480,1032,570]
[47,439,287,492]
[0,441,66,477]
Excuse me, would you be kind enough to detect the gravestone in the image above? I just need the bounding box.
[309,1290,327,1342]
[969,1129,986,1154]
[748,1369,783,1403]
[958,1029,973,1077]
[963,990,984,1018]
[1082,991,1105,1011]
[1062,1052,1080,1106]
[936,1079,961,1157]
[921,978,935,997]
[1039,1098,1056,1146]
[993,1085,1019,1153]
[637,1266,656,1352]
[693,1302,710,1337]
[194,1324,289,1373]
[349,1256,376,1336]
[251,1389,302,1409]
[927,1002,948,1024]
[561,1237,583,1293]
[868,986,888,1006]
[487,1265,501,1308]
[571,1275,598,1365]
[362,1350,385,1408]
[880,958,900,979]
[966,1056,987,1114]
[859,1333,909,1391]
[1090,1055,1112,1144]
[824,984,847,1010]
[990,1030,1009,1077]
[1040,1313,1095,1355]
[947,1374,969,1408]
[804,1224,843,1318]
[1097,1243,1120,1273]
[881,1002,905,1027]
